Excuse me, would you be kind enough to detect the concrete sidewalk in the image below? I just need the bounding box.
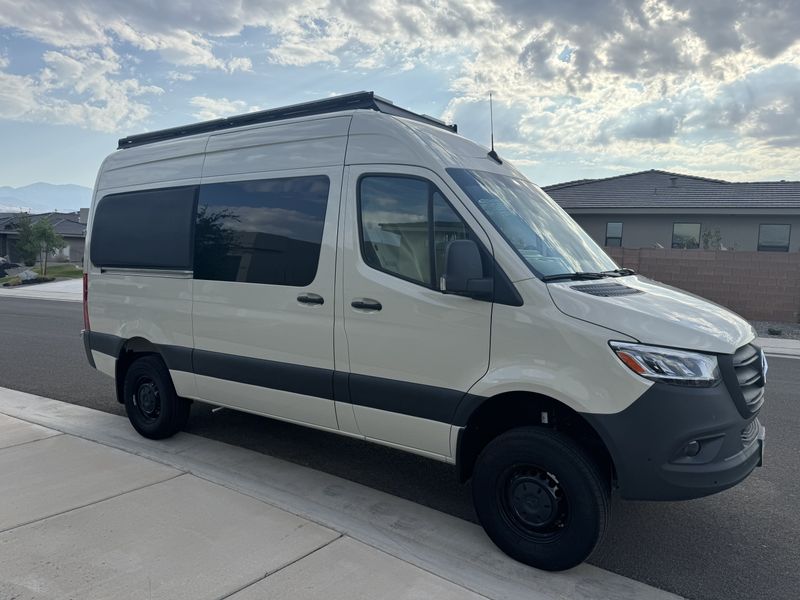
[757,336,800,358]
[0,278,81,302]
[0,387,682,600]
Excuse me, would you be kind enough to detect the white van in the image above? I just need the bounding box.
[82,92,766,571]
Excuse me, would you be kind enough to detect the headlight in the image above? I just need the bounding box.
[610,342,720,387]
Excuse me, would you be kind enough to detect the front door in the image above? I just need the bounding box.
[192,168,341,429]
[338,166,493,458]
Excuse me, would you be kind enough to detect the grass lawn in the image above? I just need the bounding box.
[0,263,82,285]
[36,263,84,278]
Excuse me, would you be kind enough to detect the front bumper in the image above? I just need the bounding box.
[583,381,765,501]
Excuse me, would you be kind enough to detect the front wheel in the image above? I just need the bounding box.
[123,355,190,440]
[472,426,610,571]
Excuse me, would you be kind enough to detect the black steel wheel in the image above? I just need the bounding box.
[123,355,190,440]
[131,376,161,424]
[498,465,569,541]
[472,426,610,571]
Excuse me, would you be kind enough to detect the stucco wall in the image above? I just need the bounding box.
[67,237,85,263]
[2,235,85,264]
[572,213,800,252]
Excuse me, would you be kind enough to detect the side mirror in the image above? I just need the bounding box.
[440,239,493,300]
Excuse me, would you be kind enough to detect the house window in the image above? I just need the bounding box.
[605,222,623,247]
[758,224,791,252]
[672,223,701,249]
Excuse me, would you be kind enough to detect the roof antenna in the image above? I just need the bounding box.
[487,91,502,164]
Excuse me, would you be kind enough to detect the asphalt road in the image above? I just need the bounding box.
[1,297,797,600]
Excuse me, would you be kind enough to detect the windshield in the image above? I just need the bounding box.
[447,168,618,278]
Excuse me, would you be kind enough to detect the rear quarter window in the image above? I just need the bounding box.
[193,175,330,286]
[90,185,197,270]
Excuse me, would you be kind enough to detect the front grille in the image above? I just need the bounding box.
[741,418,760,447]
[732,344,766,414]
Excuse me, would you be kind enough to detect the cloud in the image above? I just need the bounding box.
[0,1,797,81]
[167,71,195,82]
[0,0,293,71]
[268,43,340,67]
[225,56,252,73]
[687,64,800,145]
[0,47,162,132]
[189,96,259,120]
[0,0,798,180]
[614,108,683,141]
[0,70,37,119]
[666,0,800,59]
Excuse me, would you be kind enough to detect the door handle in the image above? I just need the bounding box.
[297,293,324,305]
[351,298,382,311]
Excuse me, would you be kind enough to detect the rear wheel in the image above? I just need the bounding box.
[472,426,610,571]
[123,355,190,439]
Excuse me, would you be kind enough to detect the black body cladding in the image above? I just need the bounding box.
[88,331,764,502]
[583,361,764,501]
[86,332,478,425]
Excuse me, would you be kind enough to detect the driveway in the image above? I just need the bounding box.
[0,278,81,302]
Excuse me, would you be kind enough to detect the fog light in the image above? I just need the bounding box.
[684,440,701,457]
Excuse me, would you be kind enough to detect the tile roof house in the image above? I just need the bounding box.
[0,211,87,264]
[544,170,800,252]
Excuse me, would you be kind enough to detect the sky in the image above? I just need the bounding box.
[0,0,799,189]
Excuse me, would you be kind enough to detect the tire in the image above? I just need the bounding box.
[472,426,610,571]
[123,355,190,440]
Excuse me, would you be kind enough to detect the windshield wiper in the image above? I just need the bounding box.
[603,268,636,277]
[540,272,609,282]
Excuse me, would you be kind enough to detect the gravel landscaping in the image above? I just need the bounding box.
[751,320,800,340]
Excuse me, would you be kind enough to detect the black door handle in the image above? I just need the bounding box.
[351,298,382,311]
[297,293,324,305]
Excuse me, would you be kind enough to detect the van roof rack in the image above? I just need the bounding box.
[117,91,457,150]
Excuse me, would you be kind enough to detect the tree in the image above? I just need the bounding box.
[13,214,39,267]
[32,218,66,276]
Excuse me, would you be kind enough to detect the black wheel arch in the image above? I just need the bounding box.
[455,391,616,485]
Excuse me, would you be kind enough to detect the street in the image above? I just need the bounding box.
[1,297,798,600]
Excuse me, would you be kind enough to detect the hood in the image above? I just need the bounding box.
[546,275,755,354]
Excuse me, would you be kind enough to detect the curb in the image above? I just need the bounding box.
[756,337,800,358]
[0,386,682,600]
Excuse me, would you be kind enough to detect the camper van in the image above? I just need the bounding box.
[82,92,766,571]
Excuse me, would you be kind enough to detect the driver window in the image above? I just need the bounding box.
[359,176,431,285]
[359,175,487,289]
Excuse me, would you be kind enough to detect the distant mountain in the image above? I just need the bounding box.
[0,183,93,213]
[0,202,28,213]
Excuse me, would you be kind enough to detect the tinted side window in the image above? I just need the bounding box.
[359,177,431,286]
[90,185,197,270]
[194,175,330,286]
[359,176,488,289]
